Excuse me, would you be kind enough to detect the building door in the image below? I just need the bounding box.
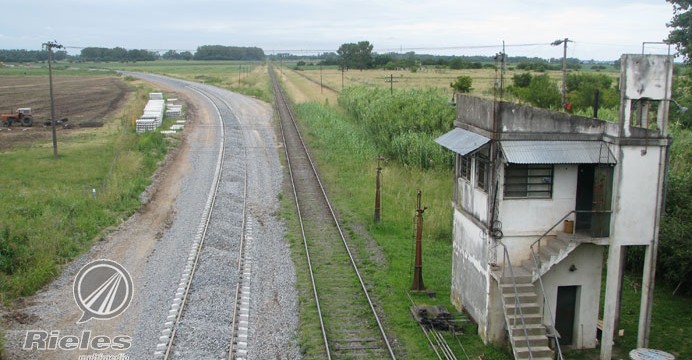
[555,285,579,346]
[591,165,613,237]
[576,165,613,237]
[575,165,595,231]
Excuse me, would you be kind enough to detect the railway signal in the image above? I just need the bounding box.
[411,190,427,291]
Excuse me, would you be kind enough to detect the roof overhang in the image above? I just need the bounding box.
[435,128,490,156]
[500,141,616,164]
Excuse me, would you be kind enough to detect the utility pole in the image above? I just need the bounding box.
[411,190,427,291]
[320,64,323,93]
[44,40,63,159]
[384,74,397,94]
[373,156,385,223]
[552,38,572,107]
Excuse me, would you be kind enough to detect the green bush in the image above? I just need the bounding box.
[508,73,561,109]
[337,86,455,169]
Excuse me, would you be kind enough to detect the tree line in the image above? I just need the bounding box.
[0,45,266,63]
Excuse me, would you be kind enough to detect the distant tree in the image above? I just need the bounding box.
[373,53,393,68]
[337,41,373,70]
[509,74,561,109]
[194,45,265,61]
[666,0,692,62]
[512,72,533,88]
[565,73,619,111]
[450,75,473,93]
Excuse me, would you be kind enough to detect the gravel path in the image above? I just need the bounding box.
[2,74,299,360]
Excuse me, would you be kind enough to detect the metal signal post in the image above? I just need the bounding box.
[411,190,427,291]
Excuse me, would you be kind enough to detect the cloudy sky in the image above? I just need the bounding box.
[0,0,677,60]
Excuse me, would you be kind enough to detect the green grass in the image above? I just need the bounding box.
[287,101,510,359]
[612,274,691,359]
[0,81,174,302]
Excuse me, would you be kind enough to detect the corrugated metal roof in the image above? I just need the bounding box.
[501,141,616,164]
[435,128,491,155]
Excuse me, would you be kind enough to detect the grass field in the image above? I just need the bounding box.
[0,76,178,301]
[282,63,619,102]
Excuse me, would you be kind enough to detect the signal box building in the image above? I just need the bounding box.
[436,54,673,360]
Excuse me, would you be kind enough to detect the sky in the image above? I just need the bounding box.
[0,0,677,61]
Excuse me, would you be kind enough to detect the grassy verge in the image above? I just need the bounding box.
[0,79,177,302]
[282,101,509,359]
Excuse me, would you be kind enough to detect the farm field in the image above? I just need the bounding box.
[0,75,130,150]
[279,63,619,104]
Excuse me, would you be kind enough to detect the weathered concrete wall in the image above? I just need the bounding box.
[611,145,665,246]
[541,244,604,349]
[500,165,578,236]
[454,94,664,142]
[451,209,489,338]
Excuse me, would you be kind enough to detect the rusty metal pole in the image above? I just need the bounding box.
[411,190,427,291]
[374,156,384,223]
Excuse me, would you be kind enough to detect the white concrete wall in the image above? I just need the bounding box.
[498,165,577,264]
[611,146,664,246]
[451,209,490,340]
[540,244,604,349]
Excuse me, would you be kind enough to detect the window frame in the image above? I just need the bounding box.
[503,164,554,199]
[458,155,471,181]
[476,155,489,192]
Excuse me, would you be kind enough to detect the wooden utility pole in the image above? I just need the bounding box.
[384,74,396,94]
[373,156,384,223]
[44,40,63,159]
[552,38,572,107]
[411,190,427,291]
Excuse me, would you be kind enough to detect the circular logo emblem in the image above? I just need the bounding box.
[73,259,133,324]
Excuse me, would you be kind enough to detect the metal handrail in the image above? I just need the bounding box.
[529,209,612,269]
[530,249,564,360]
[496,240,533,360]
[527,209,612,360]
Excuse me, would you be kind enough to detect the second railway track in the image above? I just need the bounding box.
[271,66,396,360]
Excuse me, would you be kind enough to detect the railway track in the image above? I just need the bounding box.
[270,66,396,359]
[153,85,251,360]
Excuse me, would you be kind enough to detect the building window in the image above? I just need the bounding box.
[504,164,553,198]
[476,156,489,192]
[459,155,471,181]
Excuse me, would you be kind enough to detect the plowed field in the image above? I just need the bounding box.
[0,76,130,149]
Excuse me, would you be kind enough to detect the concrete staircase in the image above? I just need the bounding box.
[499,267,554,360]
[523,232,581,282]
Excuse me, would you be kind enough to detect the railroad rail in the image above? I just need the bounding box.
[270,65,396,359]
[154,85,251,360]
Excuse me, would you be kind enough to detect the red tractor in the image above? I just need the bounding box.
[1,108,33,127]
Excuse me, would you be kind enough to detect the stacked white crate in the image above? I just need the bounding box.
[166,104,183,117]
[136,93,166,133]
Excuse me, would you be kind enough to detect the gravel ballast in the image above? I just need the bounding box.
[2,74,300,360]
